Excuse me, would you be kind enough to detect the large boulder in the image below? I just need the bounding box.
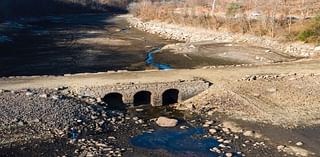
[156,116,178,127]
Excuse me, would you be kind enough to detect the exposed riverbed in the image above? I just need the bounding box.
[1,13,318,157]
[0,13,296,77]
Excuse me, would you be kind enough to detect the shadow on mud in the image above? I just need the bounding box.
[0,138,76,157]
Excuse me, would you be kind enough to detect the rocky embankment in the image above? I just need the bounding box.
[125,15,320,57]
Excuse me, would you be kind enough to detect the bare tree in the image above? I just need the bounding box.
[210,0,217,16]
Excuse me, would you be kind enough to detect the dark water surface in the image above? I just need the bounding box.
[131,128,221,157]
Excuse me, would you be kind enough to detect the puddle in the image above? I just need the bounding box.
[131,127,232,157]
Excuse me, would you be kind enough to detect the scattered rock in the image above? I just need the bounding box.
[277,145,286,151]
[218,144,226,148]
[156,116,178,127]
[207,110,214,116]
[51,95,59,100]
[226,152,233,157]
[223,140,231,144]
[33,118,40,123]
[108,136,116,140]
[209,128,217,135]
[180,125,188,129]
[296,141,303,146]
[25,92,33,96]
[209,147,221,153]
[203,121,214,127]
[243,130,254,137]
[17,121,24,126]
[135,108,144,112]
[39,94,48,98]
[222,127,230,133]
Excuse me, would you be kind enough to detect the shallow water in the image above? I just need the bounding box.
[131,128,220,156]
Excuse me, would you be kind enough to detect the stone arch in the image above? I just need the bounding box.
[162,89,179,105]
[103,92,125,109]
[134,91,152,106]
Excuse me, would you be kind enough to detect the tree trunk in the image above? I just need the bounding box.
[210,0,217,16]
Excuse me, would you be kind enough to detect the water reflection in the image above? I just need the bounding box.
[131,128,221,156]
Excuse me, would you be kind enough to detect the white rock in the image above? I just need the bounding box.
[17,121,24,126]
[314,46,320,51]
[180,126,188,129]
[223,140,232,144]
[156,116,178,127]
[108,136,116,140]
[243,130,254,137]
[39,94,48,98]
[207,110,214,116]
[209,147,221,153]
[25,92,33,96]
[218,144,226,148]
[296,141,303,146]
[222,127,230,133]
[277,145,286,151]
[218,139,224,142]
[209,129,217,135]
[51,95,59,100]
[96,97,102,103]
[135,108,144,112]
[226,152,233,157]
[203,124,210,127]
[33,118,40,123]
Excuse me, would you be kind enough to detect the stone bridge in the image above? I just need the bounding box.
[75,78,211,106]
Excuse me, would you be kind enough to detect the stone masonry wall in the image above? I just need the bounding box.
[74,79,211,106]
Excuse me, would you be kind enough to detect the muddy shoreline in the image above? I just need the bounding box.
[125,14,320,57]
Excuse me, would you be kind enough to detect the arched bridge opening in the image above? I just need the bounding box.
[77,79,211,107]
[162,89,179,105]
[134,91,152,106]
[103,92,126,110]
